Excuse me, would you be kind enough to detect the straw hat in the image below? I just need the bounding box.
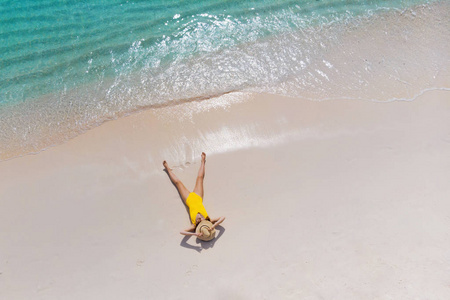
[195,220,216,241]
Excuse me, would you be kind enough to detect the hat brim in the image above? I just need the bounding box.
[195,220,216,241]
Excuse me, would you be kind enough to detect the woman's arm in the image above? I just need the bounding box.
[180,230,201,236]
[180,224,199,236]
[210,216,225,230]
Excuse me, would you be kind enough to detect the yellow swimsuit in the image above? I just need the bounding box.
[186,192,208,224]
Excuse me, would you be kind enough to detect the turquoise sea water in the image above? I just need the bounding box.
[0,0,449,159]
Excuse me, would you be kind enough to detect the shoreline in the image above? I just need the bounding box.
[2,84,450,163]
[1,89,450,298]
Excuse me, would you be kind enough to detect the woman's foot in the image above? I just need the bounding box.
[163,160,170,170]
[201,152,206,163]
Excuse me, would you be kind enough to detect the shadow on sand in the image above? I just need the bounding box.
[180,225,226,252]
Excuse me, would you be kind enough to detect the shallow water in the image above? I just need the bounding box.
[0,0,449,160]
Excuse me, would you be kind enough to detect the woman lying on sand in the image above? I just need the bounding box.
[163,152,225,241]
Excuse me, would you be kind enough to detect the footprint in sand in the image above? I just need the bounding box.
[183,265,198,287]
[136,259,145,266]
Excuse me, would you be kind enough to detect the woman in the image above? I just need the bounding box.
[163,152,225,241]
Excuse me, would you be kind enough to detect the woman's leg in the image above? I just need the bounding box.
[193,152,206,198]
[163,161,190,203]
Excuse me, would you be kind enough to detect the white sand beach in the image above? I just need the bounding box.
[1,88,449,299]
